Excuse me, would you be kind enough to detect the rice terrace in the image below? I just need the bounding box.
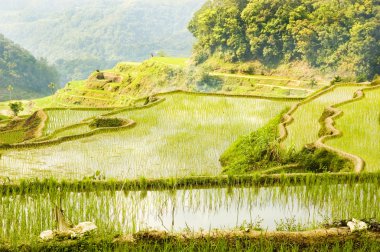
[0,0,379,251]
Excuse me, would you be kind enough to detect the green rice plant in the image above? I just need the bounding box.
[0,130,25,144]
[43,109,109,135]
[0,183,378,247]
[220,111,289,174]
[1,172,379,195]
[327,88,380,172]
[0,94,293,180]
[284,86,362,152]
[53,124,90,138]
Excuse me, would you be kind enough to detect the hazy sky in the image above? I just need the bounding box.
[0,0,202,12]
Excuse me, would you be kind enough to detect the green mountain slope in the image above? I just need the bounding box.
[189,0,380,81]
[0,0,205,84]
[0,34,59,101]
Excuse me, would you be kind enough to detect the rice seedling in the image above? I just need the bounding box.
[0,183,378,247]
[53,124,91,138]
[0,130,25,144]
[43,109,109,135]
[327,88,380,172]
[0,171,378,195]
[0,93,293,180]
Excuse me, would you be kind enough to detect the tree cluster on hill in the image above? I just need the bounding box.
[189,0,380,80]
[0,34,59,101]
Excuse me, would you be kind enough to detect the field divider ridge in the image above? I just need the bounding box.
[277,83,370,144]
[314,84,380,173]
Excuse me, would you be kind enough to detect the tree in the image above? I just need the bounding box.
[309,78,318,88]
[189,0,380,80]
[48,82,57,95]
[7,85,14,100]
[9,102,24,117]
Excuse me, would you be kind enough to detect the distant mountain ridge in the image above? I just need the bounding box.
[0,34,59,101]
[0,0,205,84]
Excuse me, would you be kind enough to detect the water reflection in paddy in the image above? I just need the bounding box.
[1,183,378,243]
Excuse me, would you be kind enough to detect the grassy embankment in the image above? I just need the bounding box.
[2,231,379,252]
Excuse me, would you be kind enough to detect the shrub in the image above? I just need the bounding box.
[194,69,223,92]
[89,118,125,128]
[9,102,24,116]
[220,110,289,174]
[330,76,343,85]
[295,147,353,173]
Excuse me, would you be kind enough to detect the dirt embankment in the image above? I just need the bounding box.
[0,110,47,143]
[127,228,380,244]
[23,110,47,140]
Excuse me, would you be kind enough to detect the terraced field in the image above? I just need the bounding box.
[44,109,110,135]
[327,87,380,172]
[0,57,378,250]
[1,83,380,250]
[283,86,364,151]
[0,93,293,180]
[0,130,24,144]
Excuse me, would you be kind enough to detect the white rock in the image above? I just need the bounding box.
[69,230,79,239]
[40,222,97,242]
[40,230,54,241]
[73,222,97,234]
[347,218,368,232]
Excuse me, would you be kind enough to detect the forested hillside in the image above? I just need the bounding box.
[0,0,205,84]
[189,0,380,80]
[0,34,59,101]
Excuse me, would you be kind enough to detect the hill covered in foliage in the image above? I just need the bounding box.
[0,34,59,101]
[0,0,205,84]
[189,0,380,81]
